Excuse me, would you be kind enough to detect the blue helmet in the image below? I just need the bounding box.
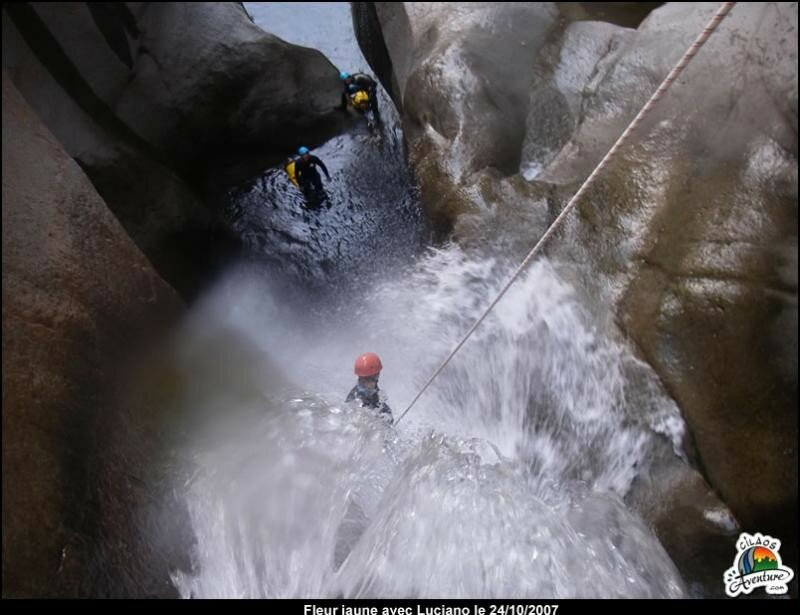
[297,146,309,155]
[339,71,350,80]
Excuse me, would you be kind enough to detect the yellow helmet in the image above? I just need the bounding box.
[352,90,370,109]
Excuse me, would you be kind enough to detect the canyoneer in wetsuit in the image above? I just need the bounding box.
[339,71,381,123]
[346,352,393,423]
[293,146,331,201]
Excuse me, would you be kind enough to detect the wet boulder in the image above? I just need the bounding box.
[354,2,561,233]
[2,2,347,296]
[2,72,185,597]
[536,3,798,556]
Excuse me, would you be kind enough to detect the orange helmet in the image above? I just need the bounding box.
[354,352,382,377]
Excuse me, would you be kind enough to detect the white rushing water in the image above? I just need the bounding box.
[170,246,687,598]
[170,2,690,599]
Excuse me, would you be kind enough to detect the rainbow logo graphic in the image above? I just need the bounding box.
[725,533,794,597]
[738,546,779,575]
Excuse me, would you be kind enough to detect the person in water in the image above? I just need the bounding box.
[346,352,393,423]
[339,71,381,123]
[293,146,331,203]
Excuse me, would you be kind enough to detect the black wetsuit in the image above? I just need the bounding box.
[346,385,393,423]
[343,73,380,120]
[295,155,330,194]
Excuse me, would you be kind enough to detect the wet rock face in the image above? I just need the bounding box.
[111,3,345,170]
[2,2,347,297]
[2,73,185,597]
[354,2,561,234]
[355,0,798,589]
[541,3,798,555]
[2,3,354,596]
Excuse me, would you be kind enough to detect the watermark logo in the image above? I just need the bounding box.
[724,532,794,597]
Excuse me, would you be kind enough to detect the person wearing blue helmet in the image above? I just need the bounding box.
[292,146,330,205]
[339,70,381,122]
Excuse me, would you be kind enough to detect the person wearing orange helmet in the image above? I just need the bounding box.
[346,352,393,423]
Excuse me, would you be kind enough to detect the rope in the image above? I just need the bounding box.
[395,1,736,425]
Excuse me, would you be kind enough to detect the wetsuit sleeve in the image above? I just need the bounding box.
[346,386,358,403]
[310,156,331,180]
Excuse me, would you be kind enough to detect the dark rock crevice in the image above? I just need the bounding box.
[351,2,402,112]
[3,2,182,177]
[86,2,140,69]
